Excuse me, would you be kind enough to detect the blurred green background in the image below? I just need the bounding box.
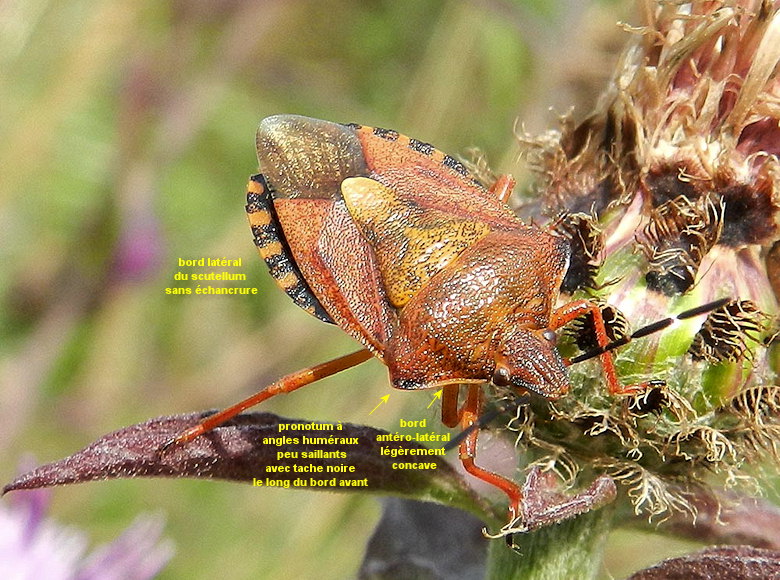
[1,0,709,578]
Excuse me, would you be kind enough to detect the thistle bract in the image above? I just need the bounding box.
[517,0,780,524]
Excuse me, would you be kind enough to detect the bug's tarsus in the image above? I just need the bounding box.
[505,533,521,552]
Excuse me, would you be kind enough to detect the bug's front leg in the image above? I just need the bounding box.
[551,300,657,395]
[457,384,523,524]
[440,384,462,428]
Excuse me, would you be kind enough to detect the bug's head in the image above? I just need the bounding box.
[492,328,569,400]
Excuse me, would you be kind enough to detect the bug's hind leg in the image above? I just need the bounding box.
[162,349,373,451]
[489,174,515,204]
[440,384,462,428]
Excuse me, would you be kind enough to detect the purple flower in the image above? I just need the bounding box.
[0,483,173,580]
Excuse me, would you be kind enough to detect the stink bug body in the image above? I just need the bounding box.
[168,115,725,530]
[248,115,585,399]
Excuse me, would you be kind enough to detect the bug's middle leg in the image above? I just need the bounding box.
[457,384,523,523]
[440,384,462,428]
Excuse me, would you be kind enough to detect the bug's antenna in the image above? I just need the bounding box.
[570,297,731,364]
[443,298,733,452]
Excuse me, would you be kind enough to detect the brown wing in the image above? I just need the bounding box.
[253,115,528,358]
[340,127,524,309]
[350,124,522,229]
[255,115,395,356]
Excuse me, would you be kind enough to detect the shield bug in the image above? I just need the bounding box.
[167,115,728,530]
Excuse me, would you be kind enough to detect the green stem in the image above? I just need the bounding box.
[485,503,615,580]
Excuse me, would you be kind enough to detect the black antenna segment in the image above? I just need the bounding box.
[570,297,731,364]
[442,298,731,454]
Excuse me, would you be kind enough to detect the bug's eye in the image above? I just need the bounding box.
[492,365,511,387]
[542,329,557,344]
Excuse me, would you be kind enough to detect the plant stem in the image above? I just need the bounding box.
[485,503,615,580]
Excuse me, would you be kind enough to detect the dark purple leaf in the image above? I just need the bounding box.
[628,545,780,579]
[3,411,487,517]
[630,488,780,550]
[359,498,487,580]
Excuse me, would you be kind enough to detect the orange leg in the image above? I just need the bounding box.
[440,384,461,428]
[551,300,649,395]
[489,174,516,204]
[456,384,522,522]
[163,349,373,449]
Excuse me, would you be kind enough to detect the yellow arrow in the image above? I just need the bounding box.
[427,389,443,409]
[369,394,390,415]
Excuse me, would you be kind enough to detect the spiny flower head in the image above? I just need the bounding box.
[516,0,780,524]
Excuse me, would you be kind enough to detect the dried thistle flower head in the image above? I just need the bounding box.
[517,0,780,525]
